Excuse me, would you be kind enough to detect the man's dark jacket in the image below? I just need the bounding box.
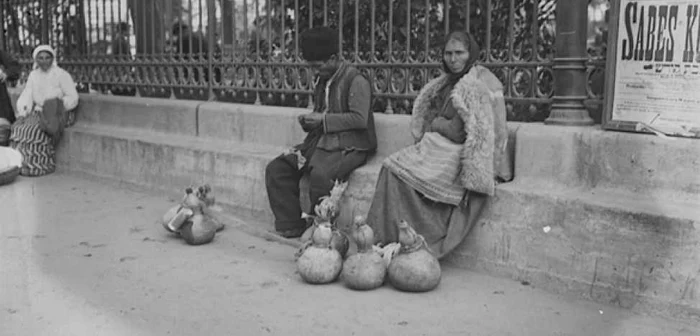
[298,63,377,157]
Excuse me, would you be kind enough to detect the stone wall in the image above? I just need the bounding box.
[13,92,699,322]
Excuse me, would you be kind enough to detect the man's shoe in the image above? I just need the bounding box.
[277,227,306,239]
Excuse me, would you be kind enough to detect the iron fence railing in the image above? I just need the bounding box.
[0,0,609,122]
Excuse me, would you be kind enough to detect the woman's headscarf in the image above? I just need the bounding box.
[442,31,480,85]
[32,45,58,70]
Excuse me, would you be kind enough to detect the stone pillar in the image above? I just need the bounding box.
[545,0,594,126]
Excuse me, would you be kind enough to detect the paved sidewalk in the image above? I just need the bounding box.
[1,174,698,336]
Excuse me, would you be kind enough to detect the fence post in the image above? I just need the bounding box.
[207,0,216,101]
[545,0,594,126]
[41,0,51,44]
[0,0,5,51]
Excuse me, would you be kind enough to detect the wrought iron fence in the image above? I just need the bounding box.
[0,0,609,122]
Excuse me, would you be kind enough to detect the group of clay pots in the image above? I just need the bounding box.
[160,185,224,245]
[295,216,441,293]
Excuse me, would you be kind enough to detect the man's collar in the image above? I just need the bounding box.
[326,61,347,85]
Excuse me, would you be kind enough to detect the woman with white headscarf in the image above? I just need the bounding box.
[10,45,79,176]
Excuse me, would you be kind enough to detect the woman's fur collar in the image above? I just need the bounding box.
[410,66,497,196]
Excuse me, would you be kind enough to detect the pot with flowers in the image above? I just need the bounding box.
[299,180,350,258]
[295,180,351,284]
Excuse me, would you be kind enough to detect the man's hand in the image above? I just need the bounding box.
[299,113,324,132]
[298,114,314,132]
[303,113,324,126]
[0,69,6,83]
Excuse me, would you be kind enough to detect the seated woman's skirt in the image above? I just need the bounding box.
[9,113,55,177]
[367,166,489,260]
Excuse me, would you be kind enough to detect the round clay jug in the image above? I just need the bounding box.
[0,147,23,186]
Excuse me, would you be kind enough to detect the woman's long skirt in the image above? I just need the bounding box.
[9,113,56,177]
[366,166,488,259]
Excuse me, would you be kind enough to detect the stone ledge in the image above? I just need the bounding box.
[449,182,700,322]
[57,124,390,227]
[55,123,700,323]
[57,125,283,223]
[197,101,416,160]
[514,124,700,202]
[58,122,700,224]
[38,93,700,323]
[59,93,698,201]
[7,91,201,136]
[76,94,202,136]
[197,102,307,148]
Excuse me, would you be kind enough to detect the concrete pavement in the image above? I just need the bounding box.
[1,174,698,336]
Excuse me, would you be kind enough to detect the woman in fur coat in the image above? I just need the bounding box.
[367,31,512,259]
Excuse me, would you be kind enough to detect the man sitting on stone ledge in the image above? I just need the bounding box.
[265,27,377,238]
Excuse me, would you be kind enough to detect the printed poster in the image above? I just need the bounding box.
[610,0,700,137]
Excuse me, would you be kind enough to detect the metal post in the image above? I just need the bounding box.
[41,0,50,44]
[0,0,5,51]
[545,0,594,126]
[207,0,216,100]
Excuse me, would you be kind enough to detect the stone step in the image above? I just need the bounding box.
[56,122,700,323]
[43,92,700,323]
[514,125,700,203]
[13,91,700,201]
[57,123,408,228]
[57,124,281,224]
[71,94,202,136]
[69,94,418,160]
[452,181,700,321]
[57,124,385,228]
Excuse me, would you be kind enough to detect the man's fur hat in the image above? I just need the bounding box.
[300,27,339,62]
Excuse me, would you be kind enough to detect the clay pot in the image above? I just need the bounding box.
[341,216,386,290]
[311,223,333,246]
[330,230,350,258]
[161,205,181,232]
[342,251,386,290]
[300,224,314,242]
[296,246,343,284]
[387,248,441,292]
[386,220,442,292]
[162,206,193,233]
[180,213,217,245]
[0,147,22,186]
